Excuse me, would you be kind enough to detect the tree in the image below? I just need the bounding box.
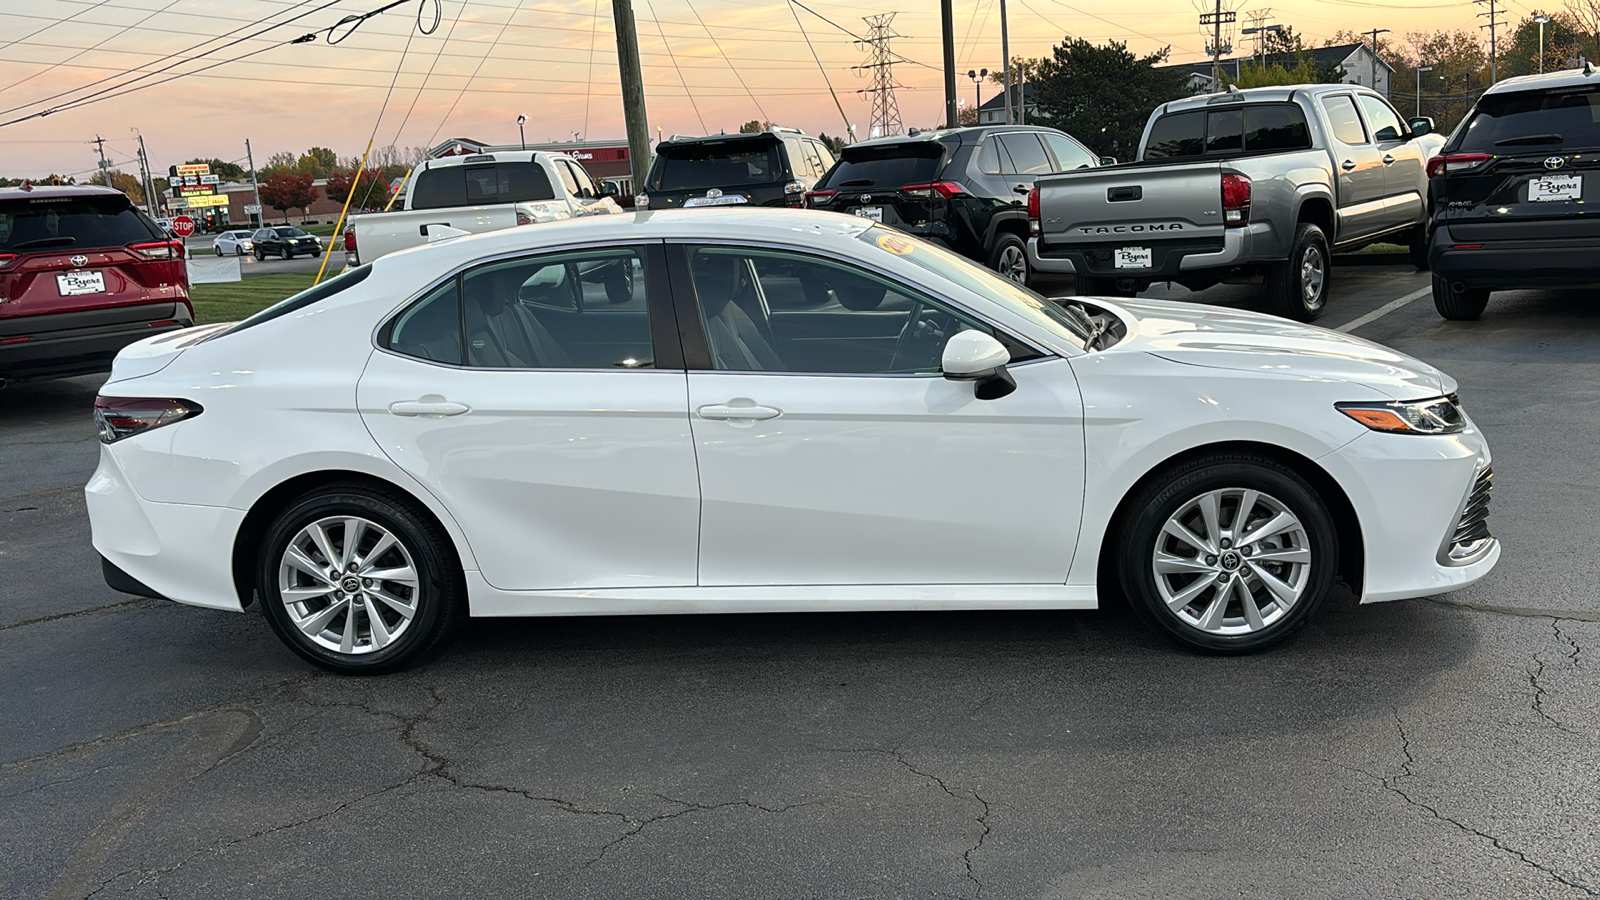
[738,120,772,134]
[184,157,245,180]
[259,173,317,223]
[324,168,391,210]
[296,146,338,178]
[1568,0,1600,56]
[815,132,848,152]
[261,150,298,178]
[1499,12,1596,77]
[1029,38,1191,158]
[1254,27,1344,82]
[1391,29,1490,130]
[108,170,144,202]
[1228,57,1323,88]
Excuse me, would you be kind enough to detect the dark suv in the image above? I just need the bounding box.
[637,128,836,211]
[0,185,192,382]
[252,226,322,260]
[804,125,1103,284]
[1428,69,1600,319]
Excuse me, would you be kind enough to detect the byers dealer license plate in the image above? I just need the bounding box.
[1115,247,1153,269]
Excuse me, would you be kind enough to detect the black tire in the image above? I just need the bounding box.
[1116,453,1337,654]
[1263,222,1331,321]
[254,248,264,261]
[281,246,293,260]
[987,232,1030,286]
[257,483,464,674]
[214,246,223,256]
[1408,227,1430,272]
[312,250,322,258]
[602,263,634,303]
[1432,274,1490,320]
[236,246,245,256]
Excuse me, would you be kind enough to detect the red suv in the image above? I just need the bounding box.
[0,185,193,383]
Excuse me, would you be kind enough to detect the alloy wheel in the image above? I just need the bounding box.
[277,515,420,654]
[1151,487,1311,636]
[997,245,1028,284]
[1300,244,1326,310]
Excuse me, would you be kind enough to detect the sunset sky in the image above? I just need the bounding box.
[0,0,1506,179]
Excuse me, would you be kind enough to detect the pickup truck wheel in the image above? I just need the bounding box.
[1432,275,1490,320]
[1264,223,1330,322]
[603,264,634,303]
[1408,228,1430,271]
[988,233,1030,285]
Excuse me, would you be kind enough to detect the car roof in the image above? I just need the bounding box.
[656,132,786,150]
[844,125,1064,150]
[1155,82,1378,116]
[1482,66,1600,96]
[0,184,126,201]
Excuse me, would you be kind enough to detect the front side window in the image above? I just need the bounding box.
[1321,95,1370,146]
[687,246,997,375]
[553,160,582,197]
[1041,133,1096,170]
[1357,95,1406,143]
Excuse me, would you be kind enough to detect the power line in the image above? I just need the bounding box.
[0,0,117,55]
[425,0,522,145]
[788,0,852,136]
[0,0,185,98]
[788,0,943,71]
[643,0,707,133]
[583,0,599,140]
[385,0,469,150]
[684,0,769,123]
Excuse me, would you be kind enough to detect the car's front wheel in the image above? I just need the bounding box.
[281,246,293,260]
[1117,454,1337,654]
[1432,274,1490,320]
[214,246,223,256]
[258,483,464,674]
[988,233,1030,285]
[254,248,264,261]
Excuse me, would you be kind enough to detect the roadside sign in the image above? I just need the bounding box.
[200,174,220,185]
[175,164,210,176]
[171,215,196,237]
[243,204,262,214]
[183,195,230,208]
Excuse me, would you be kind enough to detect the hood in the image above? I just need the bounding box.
[1098,297,1452,400]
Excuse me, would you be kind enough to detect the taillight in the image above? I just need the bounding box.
[343,228,356,251]
[634,193,650,209]
[1221,174,1251,226]
[804,189,836,207]
[0,253,14,270]
[129,239,185,260]
[783,180,805,195]
[93,396,203,444]
[1426,153,1492,178]
[1026,186,1040,235]
[516,212,532,226]
[901,182,968,199]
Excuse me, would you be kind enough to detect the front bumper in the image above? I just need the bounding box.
[0,302,194,380]
[1429,224,1600,289]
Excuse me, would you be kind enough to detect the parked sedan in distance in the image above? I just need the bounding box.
[212,230,254,256]
[252,226,321,260]
[89,210,1498,673]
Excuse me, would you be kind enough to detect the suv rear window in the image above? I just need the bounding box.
[652,139,784,190]
[0,194,161,252]
[411,162,556,209]
[1143,104,1311,159]
[822,142,945,189]
[1456,86,1600,153]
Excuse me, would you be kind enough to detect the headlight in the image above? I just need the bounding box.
[1336,395,1466,435]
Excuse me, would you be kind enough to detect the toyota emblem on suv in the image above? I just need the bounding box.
[69,255,88,267]
[706,188,723,199]
[860,194,873,204]
[1545,156,1566,170]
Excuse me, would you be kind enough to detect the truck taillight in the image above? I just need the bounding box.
[804,190,836,208]
[1026,186,1040,235]
[1220,174,1251,226]
[343,228,356,252]
[93,396,203,444]
[516,212,532,226]
[1426,153,1492,178]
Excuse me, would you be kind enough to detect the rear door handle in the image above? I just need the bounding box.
[1382,154,1396,165]
[697,403,781,421]
[1341,160,1357,172]
[389,398,470,417]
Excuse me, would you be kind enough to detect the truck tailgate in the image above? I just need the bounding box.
[1034,161,1228,250]
[349,205,521,262]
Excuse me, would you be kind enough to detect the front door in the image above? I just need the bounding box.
[356,242,700,591]
[1320,93,1389,244]
[1357,94,1428,231]
[673,243,1085,587]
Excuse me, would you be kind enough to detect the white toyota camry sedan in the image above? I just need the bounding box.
[87,209,1498,673]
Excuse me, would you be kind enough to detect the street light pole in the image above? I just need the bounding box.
[1534,14,1551,73]
[967,69,987,122]
[517,114,528,150]
[1416,65,1433,116]
[941,0,957,128]
[1000,0,1012,125]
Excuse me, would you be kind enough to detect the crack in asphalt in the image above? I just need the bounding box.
[0,597,158,633]
[1528,620,1581,735]
[1381,710,1597,897]
[1554,619,1583,669]
[1425,597,1600,624]
[578,793,816,868]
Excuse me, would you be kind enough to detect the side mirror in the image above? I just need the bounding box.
[1099,156,1119,166]
[1408,116,1435,138]
[599,181,621,197]
[941,330,1016,400]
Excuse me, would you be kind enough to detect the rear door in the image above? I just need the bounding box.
[1436,85,1600,242]
[1318,93,1388,243]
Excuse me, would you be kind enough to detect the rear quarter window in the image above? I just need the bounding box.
[1456,87,1600,153]
[0,194,161,251]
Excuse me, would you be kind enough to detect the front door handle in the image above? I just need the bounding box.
[697,402,781,421]
[1341,159,1357,171]
[1382,154,1396,165]
[389,397,470,417]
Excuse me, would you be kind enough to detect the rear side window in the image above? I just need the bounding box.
[997,133,1052,174]
[410,162,556,209]
[1143,111,1205,159]
[653,140,783,190]
[822,142,946,188]
[1321,96,1369,146]
[1456,87,1600,153]
[1244,105,1311,152]
[1144,105,1311,159]
[0,194,161,252]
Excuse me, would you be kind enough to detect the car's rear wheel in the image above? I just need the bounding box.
[257,484,463,674]
[1432,274,1490,320]
[1117,454,1336,654]
[988,233,1030,285]
[1263,223,1330,321]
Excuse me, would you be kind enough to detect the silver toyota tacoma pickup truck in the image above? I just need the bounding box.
[1026,84,1445,320]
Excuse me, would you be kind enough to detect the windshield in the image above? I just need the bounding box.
[823,142,945,188]
[275,227,308,237]
[1457,86,1600,153]
[0,194,161,251]
[855,226,1088,348]
[652,140,783,191]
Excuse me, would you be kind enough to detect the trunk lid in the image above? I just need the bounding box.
[104,321,232,383]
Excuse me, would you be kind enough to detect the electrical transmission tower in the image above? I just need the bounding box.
[854,14,904,139]
[1476,0,1504,83]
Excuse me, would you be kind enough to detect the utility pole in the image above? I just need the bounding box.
[1476,0,1503,83]
[1363,28,1390,92]
[941,0,957,128]
[245,138,262,228]
[1199,1,1236,91]
[853,14,904,138]
[612,0,651,196]
[91,134,110,187]
[1000,0,1012,125]
[134,137,153,212]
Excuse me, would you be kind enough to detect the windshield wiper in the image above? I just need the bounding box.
[12,236,77,249]
[1494,133,1563,146]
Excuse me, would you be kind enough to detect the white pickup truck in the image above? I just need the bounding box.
[343,151,624,266]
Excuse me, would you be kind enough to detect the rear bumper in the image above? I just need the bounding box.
[1429,225,1600,289]
[1028,227,1253,277]
[0,302,194,380]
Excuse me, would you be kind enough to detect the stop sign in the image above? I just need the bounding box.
[171,215,195,237]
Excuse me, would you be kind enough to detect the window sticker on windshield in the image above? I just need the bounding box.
[876,233,916,255]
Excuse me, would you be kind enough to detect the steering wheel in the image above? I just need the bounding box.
[889,302,952,373]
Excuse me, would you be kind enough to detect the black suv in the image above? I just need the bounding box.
[638,128,836,211]
[804,125,1104,284]
[1428,69,1600,319]
[252,226,322,260]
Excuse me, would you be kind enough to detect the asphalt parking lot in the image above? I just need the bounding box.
[5,260,1599,899]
